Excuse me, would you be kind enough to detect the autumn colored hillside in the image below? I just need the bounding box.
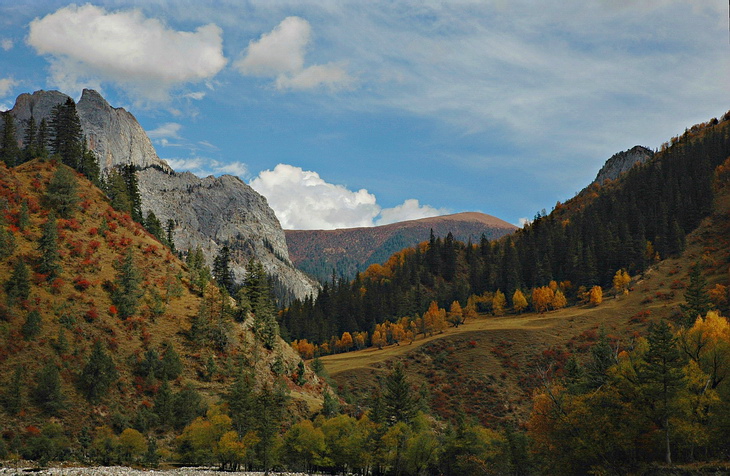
[285,211,516,282]
[0,159,327,463]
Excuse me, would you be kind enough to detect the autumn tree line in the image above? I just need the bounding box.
[281,112,730,349]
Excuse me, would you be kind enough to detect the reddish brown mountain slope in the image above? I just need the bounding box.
[285,212,516,281]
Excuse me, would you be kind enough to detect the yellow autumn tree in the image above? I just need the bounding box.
[552,289,567,310]
[532,286,554,313]
[512,289,528,314]
[463,298,478,322]
[371,329,386,349]
[448,301,464,327]
[613,269,631,296]
[492,290,506,316]
[589,286,603,306]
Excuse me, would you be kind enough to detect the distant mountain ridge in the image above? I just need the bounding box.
[285,212,517,281]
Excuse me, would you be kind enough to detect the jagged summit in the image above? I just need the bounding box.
[4,89,318,301]
[593,145,654,185]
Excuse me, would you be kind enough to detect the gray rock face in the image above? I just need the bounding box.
[6,89,318,301]
[593,145,654,185]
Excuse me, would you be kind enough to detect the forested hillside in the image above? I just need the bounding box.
[0,150,328,469]
[281,113,730,347]
[285,212,516,282]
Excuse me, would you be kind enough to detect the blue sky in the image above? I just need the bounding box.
[1,1,729,229]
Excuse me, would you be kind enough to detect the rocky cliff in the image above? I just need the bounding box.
[593,145,654,185]
[5,89,318,301]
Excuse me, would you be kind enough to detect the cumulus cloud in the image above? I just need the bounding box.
[376,199,445,226]
[1,39,13,51]
[164,156,248,179]
[0,77,18,97]
[235,16,353,91]
[27,4,227,102]
[249,164,444,230]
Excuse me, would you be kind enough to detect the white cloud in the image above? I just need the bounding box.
[235,16,353,91]
[249,164,444,230]
[376,199,446,226]
[1,39,13,51]
[147,122,183,140]
[164,156,248,179]
[27,4,227,102]
[518,218,531,228]
[0,77,18,97]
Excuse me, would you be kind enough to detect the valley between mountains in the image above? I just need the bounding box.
[2,88,730,475]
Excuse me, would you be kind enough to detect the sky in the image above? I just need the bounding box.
[1,1,729,230]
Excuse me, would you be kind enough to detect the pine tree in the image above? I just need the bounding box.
[22,309,42,340]
[165,219,176,252]
[79,139,100,186]
[680,264,713,326]
[50,98,83,169]
[38,211,61,279]
[78,340,119,403]
[383,364,418,426]
[103,168,133,214]
[144,210,165,243]
[225,371,256,436]
[121,164,143,223]
[213,245,235,295]
[22,115,37,163]
[639,320,685,464]
[2,366,24,415]
[0,113,19,167]
[111,248,143,319]
[36,118,49,158]
[32,362,66,415]
[45,166,79,218]
[160,342,182,380]
[5,258,30,305]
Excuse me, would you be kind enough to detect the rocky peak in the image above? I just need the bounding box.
[5,89,318,302]
[593,145,654,185]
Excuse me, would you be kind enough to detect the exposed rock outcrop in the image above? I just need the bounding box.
[5,89,318,301]
[593,145,654,185]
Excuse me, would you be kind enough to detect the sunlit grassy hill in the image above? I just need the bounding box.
[0,159,326,449]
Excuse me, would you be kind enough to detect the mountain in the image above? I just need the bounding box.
[5,89,317,302]
[592,145,654,185]
[0,160,329,463]
[285,212,517,282]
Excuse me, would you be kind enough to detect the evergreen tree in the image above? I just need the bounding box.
[22,309,42,340]
[153,379,174,427]
[160,342,183,381]
[585,327,615,390]
[5,258,30,305]
[22,114,37,163]
[78,340,119,403]
[144,210,165,243]
[103,168,133,214]
[79,139,101,186]
[253,292,279,350]
[32,362,66,415]
[213,245,235,295]
[0,113,19,167]
[166,219,176,252]
[38,211,61,279]
[121,164,143,223]
[50,98,83,169]
[639,320,685,464]
[111,248,143,319]
[2,366,24,415]
[171,384,206,431]
[18,201,29,231]
[36,118,49,158]
[224,370,256,436]
[45,166,79,218]
[186,247,211,293]
[680,264,713,326]
[254,382,288,473]
[383,364,418,426]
